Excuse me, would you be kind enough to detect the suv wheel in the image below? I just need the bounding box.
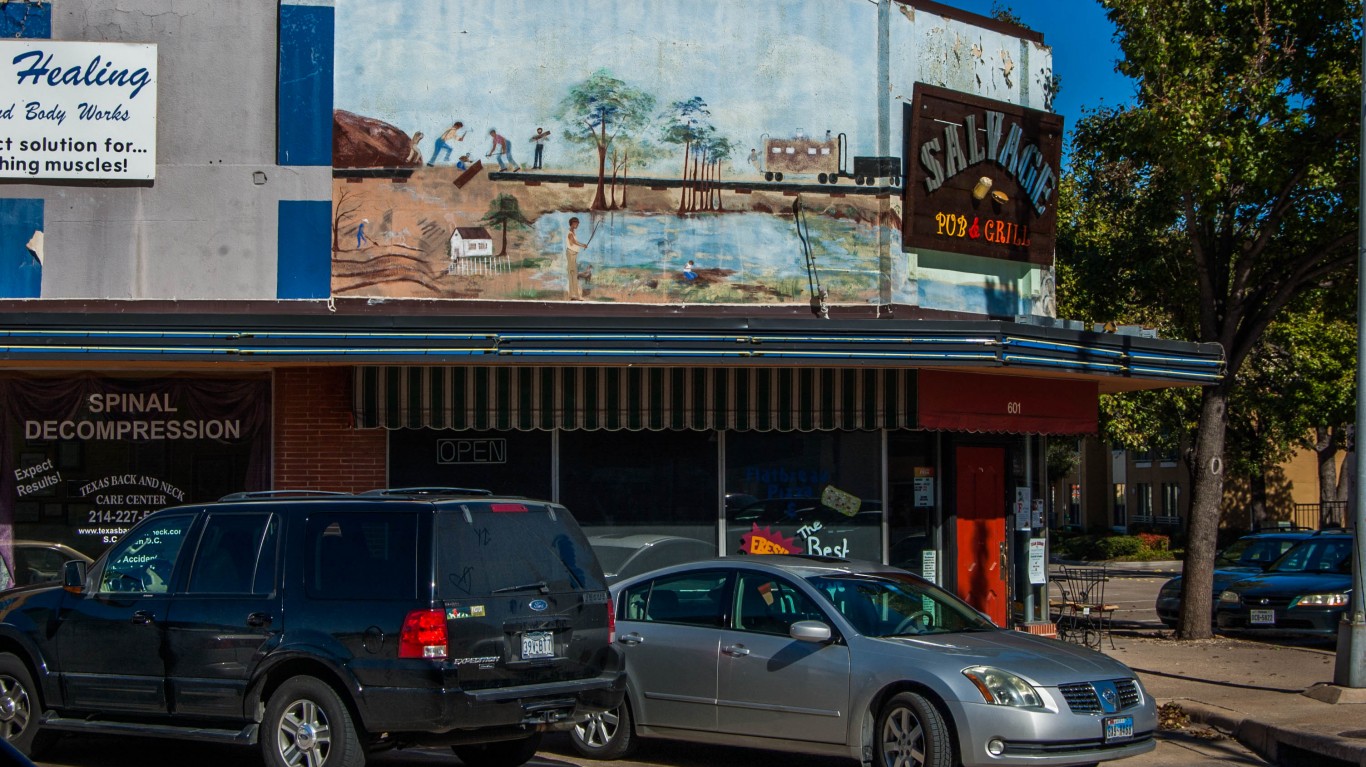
[0,652,52,756]
[570,701,636,759]
[452,732,542,767]
[262,677,364,767]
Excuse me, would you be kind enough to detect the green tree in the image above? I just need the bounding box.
[480,194,532,258]
[1064,0,1360,639]
[554,69,657,211]
[660,97,715,214]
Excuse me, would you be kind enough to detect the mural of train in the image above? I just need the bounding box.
[759,131,902,186]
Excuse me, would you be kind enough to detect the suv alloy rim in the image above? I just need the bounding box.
[0,673,32,741]
[276,698,332,766]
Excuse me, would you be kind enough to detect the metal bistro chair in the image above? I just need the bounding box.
[1053,565,1117,650]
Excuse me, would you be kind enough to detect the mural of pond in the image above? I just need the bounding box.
[531,211,885,303]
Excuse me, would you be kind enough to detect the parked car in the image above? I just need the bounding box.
[1216,530,1354,637]
[570,556,1156,767]
[9,540,94,586]
[588,534,716,584]
[0,488,625,766]
[1154,529,1316,628]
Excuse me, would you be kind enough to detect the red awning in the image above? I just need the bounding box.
[917,370,1097,435]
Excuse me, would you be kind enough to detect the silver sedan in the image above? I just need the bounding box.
[573,556,1155,767]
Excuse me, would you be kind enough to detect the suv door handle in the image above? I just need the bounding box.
[618,632,643,646]
[722,644,750,657]
[131,610,155,625]
[247,612,273,628]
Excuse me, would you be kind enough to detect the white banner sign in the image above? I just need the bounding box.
[0,40,157,180]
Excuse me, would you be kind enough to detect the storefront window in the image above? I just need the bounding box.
[724,431,881,561]
[888,432,937,574]
[558,431,719,577]
[388,429,552,500]
[0,377,270,560]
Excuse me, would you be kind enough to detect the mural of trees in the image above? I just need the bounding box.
[660,96,720,214]
[480,194,533,257]
[554,69,656,211]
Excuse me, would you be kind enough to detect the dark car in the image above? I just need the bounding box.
[1154,529,1315,628]
[1215,531,1354,637]
[0,489,625,767]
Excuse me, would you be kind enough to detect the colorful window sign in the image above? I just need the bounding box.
[902,83,1063,265]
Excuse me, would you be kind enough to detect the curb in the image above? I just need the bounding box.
[1177,699,1366,766]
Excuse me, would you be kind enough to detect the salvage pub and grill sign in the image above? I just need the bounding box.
[902,83,1063,264]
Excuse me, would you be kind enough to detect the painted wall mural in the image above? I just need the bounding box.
[332,0,1059,315]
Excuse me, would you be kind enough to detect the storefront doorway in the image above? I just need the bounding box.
[954,446,1007,625]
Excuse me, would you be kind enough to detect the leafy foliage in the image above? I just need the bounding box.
[1060,0,1361,639]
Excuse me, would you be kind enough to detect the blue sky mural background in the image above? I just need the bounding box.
[336,0,881,172]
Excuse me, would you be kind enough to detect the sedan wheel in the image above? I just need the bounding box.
[876,692,951,767]
[570,701,636,760]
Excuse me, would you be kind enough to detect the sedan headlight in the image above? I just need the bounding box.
[1218,590,1241,604]
[962,666,1043,708]
[1291,593,1349,608]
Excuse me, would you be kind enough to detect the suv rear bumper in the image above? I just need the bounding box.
[359,657,627,738]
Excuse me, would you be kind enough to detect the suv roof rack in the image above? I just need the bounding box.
[218,490,352,501]
[359,487,494,497]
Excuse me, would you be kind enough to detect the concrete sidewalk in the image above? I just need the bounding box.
[1103,628,1366,766]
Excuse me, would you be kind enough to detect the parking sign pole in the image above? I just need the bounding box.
[1334,1,1366,688]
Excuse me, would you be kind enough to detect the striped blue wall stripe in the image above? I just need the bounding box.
[0,199,43,298]
[354,366,916,432]
[278,2,334,166]
[276,200,331,298]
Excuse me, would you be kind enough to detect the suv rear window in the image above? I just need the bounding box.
[306,511,418,600]
[435,504,606,598]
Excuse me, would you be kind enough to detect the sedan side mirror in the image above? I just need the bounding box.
[789,620,832,643]
[62,560,87,594]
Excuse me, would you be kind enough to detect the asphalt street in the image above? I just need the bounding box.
[30,566,1278,767]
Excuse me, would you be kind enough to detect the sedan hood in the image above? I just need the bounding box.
[866,629,1135,686]
[1223,572,1352,597]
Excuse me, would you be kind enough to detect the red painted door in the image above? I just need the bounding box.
[955,446,1007,626]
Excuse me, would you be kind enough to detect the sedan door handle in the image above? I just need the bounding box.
[247,612,273,628]
[131,610,155,625]
[618,632,644,646]
[722,644,750,657]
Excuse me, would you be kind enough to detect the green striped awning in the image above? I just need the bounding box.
[354,366,915,431]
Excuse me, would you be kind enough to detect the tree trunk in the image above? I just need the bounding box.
[1316,426,1342,527]
[1249,472,1266,531]
[591,115,609,211]
[1176,385,1229,640]
[497,220,508,258]
[678,142,691,215]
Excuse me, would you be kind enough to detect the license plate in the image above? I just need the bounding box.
[1104,715,1134,743]
[521,630,554,659]
[1250,609,1275,625]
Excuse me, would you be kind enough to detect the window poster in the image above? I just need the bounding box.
[0,377,269,563]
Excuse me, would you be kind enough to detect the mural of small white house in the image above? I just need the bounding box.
[450,227,494,261]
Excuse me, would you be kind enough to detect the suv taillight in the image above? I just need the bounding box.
[608,601,616,644]
[399,609,448,659]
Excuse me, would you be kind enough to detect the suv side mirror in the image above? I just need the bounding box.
[62,560,87,594]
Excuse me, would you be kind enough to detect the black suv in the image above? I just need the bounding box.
[0,489,624,767]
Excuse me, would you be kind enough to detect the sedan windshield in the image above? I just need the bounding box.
[806,572,996,637]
